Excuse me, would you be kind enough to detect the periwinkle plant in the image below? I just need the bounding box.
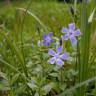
[37,23,81,95]
[48,46,70,67]
[38,32,53,46]
[39,23,81,67]
[61,23,81,45]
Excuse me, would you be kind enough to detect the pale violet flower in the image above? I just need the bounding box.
[61,23,81,45]
[43,32,53,46]
[48,46,69,67]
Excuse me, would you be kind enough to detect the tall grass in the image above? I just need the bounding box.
[0,0,96,96]
[78,0,90,95]
[57,0,96,95]
[78,0,96,95]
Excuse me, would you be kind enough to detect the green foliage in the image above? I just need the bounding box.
[0,0,96,96]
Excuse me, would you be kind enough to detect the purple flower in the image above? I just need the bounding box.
[43,32,53,46]
[48,46,69,67]
[61,23,81,45]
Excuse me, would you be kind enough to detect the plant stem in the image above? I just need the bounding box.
[20,0,33,78]
[61,67,63,85]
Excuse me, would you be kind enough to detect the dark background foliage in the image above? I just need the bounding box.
[0,0,82,3]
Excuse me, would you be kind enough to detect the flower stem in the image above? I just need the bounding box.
[61,67,63,84]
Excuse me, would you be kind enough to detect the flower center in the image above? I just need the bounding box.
[46,36,51,41]
[69,30,74,36]
[55,54,59,59]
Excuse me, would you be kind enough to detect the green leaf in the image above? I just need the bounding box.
[34,92,39,96]
[16,84,27,94]
[49,72,59,77]
[41,82,55,95]
[60,84,67,91]
[0,80,10,91]
[27,82,37,90]
[60,76,96,96]
[10,73,20,85]
[17,8,48,32]
[88,8,96,23]
[0,72,7,80]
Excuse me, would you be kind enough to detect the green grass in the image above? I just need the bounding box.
[0,1,71,35]
[0,0,96,96]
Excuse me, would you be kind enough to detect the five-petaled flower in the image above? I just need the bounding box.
[43,32,53,46]
[61,23,81,45]
[48,46,70,67]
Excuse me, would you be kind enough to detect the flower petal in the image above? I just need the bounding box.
[47,36,52,41]
[56,59,64,67]
[43,41,50,46]
[43,34,47,39]
[75,29,81,36]
[46,42,50,46]
[62,34,69,40]
[60,52,69,60]
[70,36,77,45]
[48,49,56,56]
[48,32,53,37]
[69,23,75,30]
[61,27,68,33]
[48,57,56,64]
[56,46,62,54]
[43,37,53,46]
